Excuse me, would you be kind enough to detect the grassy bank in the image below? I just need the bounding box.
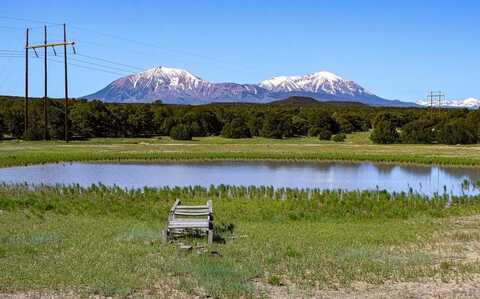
[1,185,480,297]
[2,133,480,167]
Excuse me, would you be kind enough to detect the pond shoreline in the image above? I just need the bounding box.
[1,160,479,196]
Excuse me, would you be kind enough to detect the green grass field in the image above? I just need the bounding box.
[1,185,480,298]
[2,132,480,168]
[1,134,480,297]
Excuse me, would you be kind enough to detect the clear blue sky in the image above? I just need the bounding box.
[0,0,478,102]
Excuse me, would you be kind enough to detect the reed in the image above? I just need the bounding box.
[2,149,480,169]
[1,184,479,220]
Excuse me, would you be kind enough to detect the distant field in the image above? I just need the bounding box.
[1,132,480,167]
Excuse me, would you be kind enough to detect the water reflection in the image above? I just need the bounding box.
[0,161,479,196]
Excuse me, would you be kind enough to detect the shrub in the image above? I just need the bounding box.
[436,119,477,145]
[169,124,192,140]
[401,119,436,144]
[370,120,399,144]
[332,133,346,142]
[318,129,332,140]
[221,118,251,139]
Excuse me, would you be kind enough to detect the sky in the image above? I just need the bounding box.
[0,0,479,102]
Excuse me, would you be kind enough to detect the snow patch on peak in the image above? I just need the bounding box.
[127,66,208,90]
[308,71,343,81]
[137,66,204,81]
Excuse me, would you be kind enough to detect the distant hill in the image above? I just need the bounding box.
[270,96,368,106]
[270,96,321,105]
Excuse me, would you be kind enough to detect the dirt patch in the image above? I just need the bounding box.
[255,215,480,299]
[255,275,480,299]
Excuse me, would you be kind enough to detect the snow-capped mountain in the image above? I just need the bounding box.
[84,66,413,106]
[259,71,371,97]
[417,97,480,109]
[86,66,271,104]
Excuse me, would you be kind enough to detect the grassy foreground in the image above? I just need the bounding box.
[1,185,480,298]
[2,132,480,167]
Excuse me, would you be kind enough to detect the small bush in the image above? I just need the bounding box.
[169,124,192,140]
[318,129,332,141]
[332,133,346,142]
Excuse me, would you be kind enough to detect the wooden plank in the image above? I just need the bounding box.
[170,219,209,224]
[169,218,209,223]
[174,209,209,213]
[169,225,209,228]
[169,224,209,229]
[170,199,181,212]
[174,212,210,216]
[175,207,210,211]
[177,205,209,209]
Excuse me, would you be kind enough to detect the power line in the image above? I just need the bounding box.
[47,57,129,77]
[69,57,138,73]
[70,25,262,74]
[75,53,144,71]
[27,52,132,76]
[0,25,25,31]
[0,16,62,26]
[4,16,263,75]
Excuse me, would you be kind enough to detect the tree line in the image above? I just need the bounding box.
[0,96,479,145]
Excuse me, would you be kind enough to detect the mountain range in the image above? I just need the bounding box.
[84,66,414,107]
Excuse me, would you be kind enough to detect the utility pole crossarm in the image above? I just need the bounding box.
[26,41,75,49]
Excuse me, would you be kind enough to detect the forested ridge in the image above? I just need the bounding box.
[0,95,479,144]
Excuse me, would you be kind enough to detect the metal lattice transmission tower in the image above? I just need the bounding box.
[24,23,76,141]
[427,91,445,113]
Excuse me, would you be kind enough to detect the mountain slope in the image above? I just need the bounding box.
[84,66,415,107]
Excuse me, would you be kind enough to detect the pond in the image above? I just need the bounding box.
[0,161,479,196]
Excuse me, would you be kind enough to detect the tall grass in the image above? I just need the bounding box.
[1,184,479,220]
[2,149,480,169]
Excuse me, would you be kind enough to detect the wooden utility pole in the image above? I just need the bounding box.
[24,24,75,141]
[63,23,69,142]
[44,25,49,140]
[24,28,29,135]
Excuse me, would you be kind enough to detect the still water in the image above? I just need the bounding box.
[0,161,479,196]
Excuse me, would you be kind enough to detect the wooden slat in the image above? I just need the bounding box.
[176,207,209,211]
[174,209,209,213]
[177,205,209,209]
[174,211,210,216]
[169,221,209,226]
[170,199,181,212]
[169,223,209,229]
